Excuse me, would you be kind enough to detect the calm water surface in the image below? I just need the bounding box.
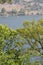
[0,15,43,29]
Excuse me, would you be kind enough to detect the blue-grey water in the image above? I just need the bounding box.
[0,15,43,29]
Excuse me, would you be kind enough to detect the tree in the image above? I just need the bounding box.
[11,9,17,16]
[1,8,6,13]
[7,0,12,4]
[0,0,12,3]
[0,19,43,65]
[0,25,27,65]
[0,0,6,3]
[16,19,43,55]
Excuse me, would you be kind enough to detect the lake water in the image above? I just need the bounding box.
[0,15,43,29]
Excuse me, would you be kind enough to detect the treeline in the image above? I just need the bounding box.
[0,0,12,3]
[0,19,43,65]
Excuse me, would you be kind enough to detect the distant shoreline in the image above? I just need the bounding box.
[0,3,43,16]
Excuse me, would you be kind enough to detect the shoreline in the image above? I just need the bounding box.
[0,3,43,16]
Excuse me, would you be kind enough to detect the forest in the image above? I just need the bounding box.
[0,19,43,65]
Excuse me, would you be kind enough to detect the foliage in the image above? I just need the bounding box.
[11,9,17,15]
[17,19,43,55]
[0,19,43,65]
[1,8,6,13]
[0,0,6,3]
[0,0,12,3]
[7,0,12,4]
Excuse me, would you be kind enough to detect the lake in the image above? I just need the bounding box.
[0,15,43,29]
